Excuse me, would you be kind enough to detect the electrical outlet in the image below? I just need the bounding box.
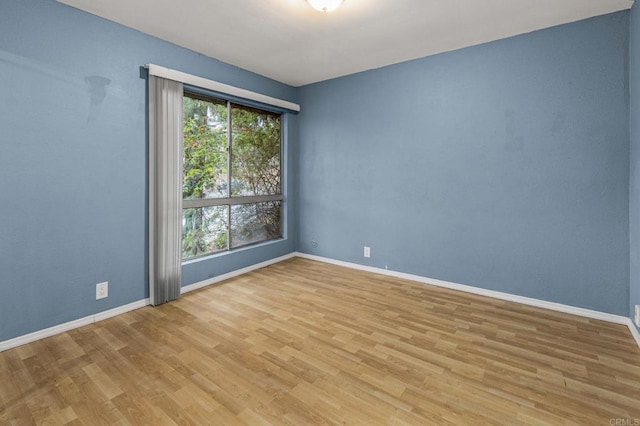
[636,305,640,328]
[96,282,108,300]
[364,246,371,258]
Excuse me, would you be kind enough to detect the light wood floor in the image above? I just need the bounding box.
[1,258,640,425]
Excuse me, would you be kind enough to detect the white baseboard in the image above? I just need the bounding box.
[181,252,297,294]
[3,251,639,353]
[0,253,296,353]
[626,319,640,349]
[0,299,150,353]
[294,252,640,351]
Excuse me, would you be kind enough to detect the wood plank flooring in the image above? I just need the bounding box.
[1,257,640,425]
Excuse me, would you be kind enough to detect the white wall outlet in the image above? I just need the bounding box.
[364,246,371,258]
[636,305,640,328]
[96,282,108,300]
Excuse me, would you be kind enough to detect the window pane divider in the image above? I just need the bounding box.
[183,194,283,209]
[226,100,232,250]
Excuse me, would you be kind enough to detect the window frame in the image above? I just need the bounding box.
[182,90,284,260]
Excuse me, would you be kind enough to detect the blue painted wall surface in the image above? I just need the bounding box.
[298,12,630,315]
[631,3,640,331]
[0,0,298,341]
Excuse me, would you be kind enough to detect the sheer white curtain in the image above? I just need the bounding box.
[148,75,183,305]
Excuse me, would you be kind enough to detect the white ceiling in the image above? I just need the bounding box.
[57,0,633,87]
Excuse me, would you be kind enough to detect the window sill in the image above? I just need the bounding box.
[181,237,286,266]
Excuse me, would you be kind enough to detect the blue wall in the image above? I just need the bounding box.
[631,3,640,331]
[298,12,630,315]
[0,0,298,341]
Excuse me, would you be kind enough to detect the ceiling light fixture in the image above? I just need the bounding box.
[306,0,344,13]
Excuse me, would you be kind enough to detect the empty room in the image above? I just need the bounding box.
[2,0,640,423]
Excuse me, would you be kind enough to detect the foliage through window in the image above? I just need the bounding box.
[182,93,282,260]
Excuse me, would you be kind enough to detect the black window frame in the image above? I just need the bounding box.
[182,90,284,261]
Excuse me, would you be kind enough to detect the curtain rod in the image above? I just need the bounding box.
[145,64,300,113]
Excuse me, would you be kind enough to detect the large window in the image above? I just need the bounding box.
[182,92,282,260]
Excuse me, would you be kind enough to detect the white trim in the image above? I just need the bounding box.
[146,64,300,113]
[93,299,150,323]
[294,252,640,350]
[625,318,640,349]
[0,253,296,353]
[181,252,297,294]
[3,252,639,353]
[0,299,150,352]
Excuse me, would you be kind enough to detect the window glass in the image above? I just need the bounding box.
[231,104,281,197]
[183,96,228,200]
[231,201,282,249]
[182,206,228,259]
[182,93,283,260]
